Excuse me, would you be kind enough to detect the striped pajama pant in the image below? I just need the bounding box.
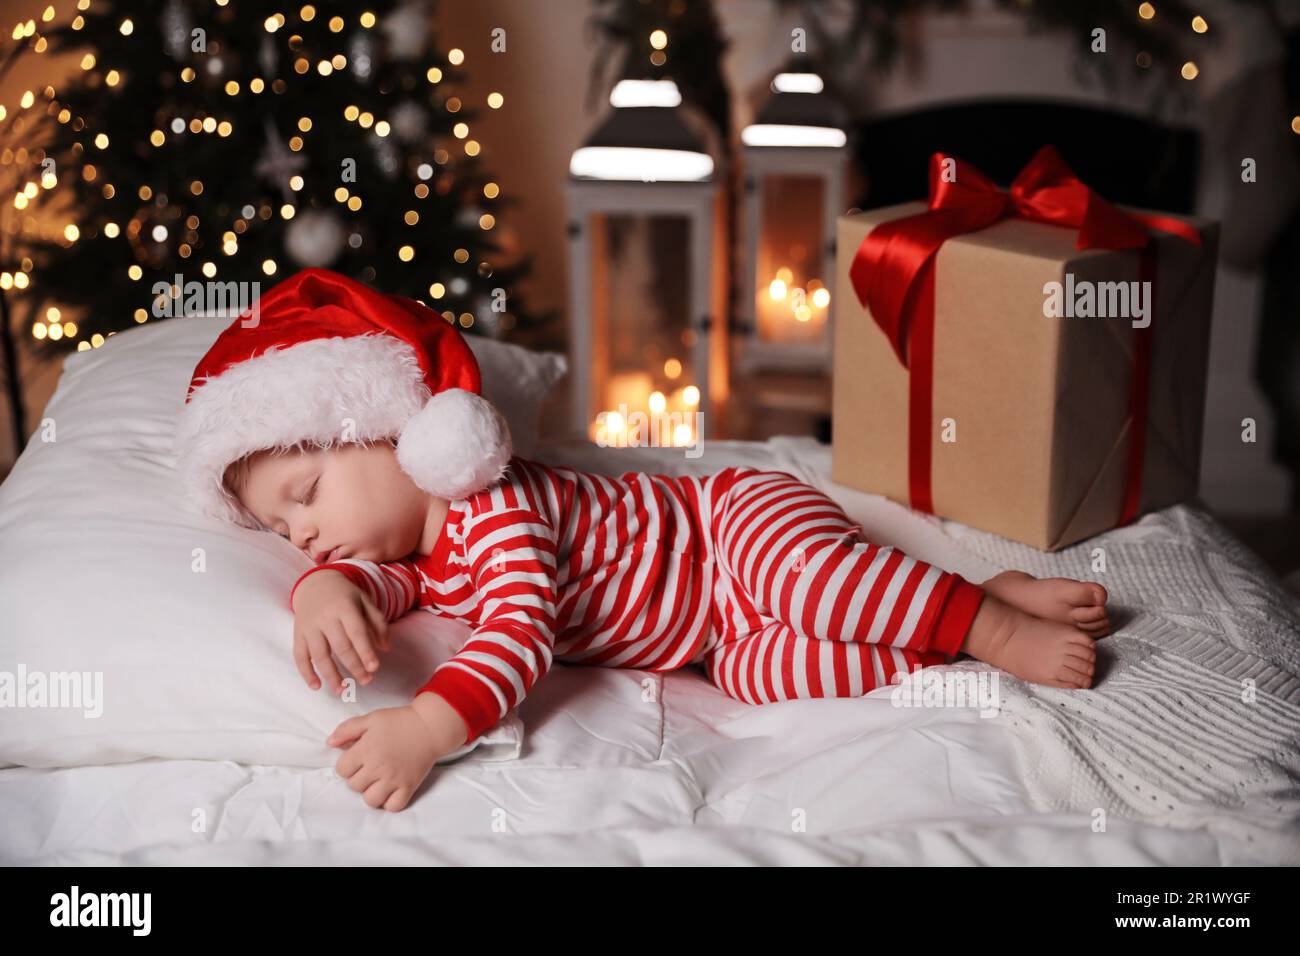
[697,467,987,704]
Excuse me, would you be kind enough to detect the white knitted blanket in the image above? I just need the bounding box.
[755,437,1300,862]
[940,503,1300,863]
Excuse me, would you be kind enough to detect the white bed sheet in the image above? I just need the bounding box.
[0,436,1293,865]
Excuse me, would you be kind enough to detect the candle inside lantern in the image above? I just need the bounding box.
[753,173,830,347]
[591,368,702,447]
[758,263,830,341]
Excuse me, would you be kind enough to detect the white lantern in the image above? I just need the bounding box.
[566,78,728,448]
[737,66,848,373]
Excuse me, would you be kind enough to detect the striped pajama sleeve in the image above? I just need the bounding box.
[417,507,559,745]
[289,558,423,622]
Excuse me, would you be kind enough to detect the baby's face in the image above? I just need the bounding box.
[238,441,429,564]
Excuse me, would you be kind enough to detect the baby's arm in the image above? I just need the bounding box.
[291,558,423,621]
[289,558,423,692]
[415,506,560,747]
[326,512,558,812]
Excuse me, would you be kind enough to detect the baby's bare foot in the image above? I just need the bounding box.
[961,593,1097,689]
[982,569,1110,637]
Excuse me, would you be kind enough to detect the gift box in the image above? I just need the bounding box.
[830,147,1219,551]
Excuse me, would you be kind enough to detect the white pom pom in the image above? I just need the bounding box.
[396,388,513,500]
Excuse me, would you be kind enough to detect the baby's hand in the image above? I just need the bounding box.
[292,569,390,694]
[328,695,469,812]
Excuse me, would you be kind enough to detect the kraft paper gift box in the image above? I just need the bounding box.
[830,197,1219,552]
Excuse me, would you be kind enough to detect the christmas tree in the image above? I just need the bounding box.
[1,0,555,452]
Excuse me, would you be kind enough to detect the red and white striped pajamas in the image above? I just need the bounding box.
[290,456,986,744]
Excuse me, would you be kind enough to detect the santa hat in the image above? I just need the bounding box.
[173,267,512,529]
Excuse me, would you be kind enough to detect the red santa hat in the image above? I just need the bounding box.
[173,267,512,529]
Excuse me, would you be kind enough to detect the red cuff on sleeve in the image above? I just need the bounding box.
[925,573,986,659]
[416,667,504,746]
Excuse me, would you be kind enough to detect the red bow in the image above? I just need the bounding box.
[848,145,1201,526]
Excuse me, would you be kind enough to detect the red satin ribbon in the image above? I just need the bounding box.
[849,145,1201,526]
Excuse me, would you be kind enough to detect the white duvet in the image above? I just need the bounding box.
[2,319,1298,865]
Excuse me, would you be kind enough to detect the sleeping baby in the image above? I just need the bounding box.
[175,268,1108,814]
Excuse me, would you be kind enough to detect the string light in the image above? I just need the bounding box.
[7,6,518,358]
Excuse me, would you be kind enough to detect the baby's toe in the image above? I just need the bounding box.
[1071,605,1107,623]
[1089,583,1108,607]
[1052,668,1091,689]
[1055,580,1097,608]
[1061,658,1094,687]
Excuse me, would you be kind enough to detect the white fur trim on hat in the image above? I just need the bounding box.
[174,332,511,528]
[396,388,513,500]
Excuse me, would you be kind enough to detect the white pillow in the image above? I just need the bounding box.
[0,312,567,769]
[462,334,568,457]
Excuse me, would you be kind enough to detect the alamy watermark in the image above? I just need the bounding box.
[1043,273,1152,328]
[889,663,1000,718]
[0,665,103,718]
[594,403,704,459]
[50,886,150,935]
[151,273,262,327]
